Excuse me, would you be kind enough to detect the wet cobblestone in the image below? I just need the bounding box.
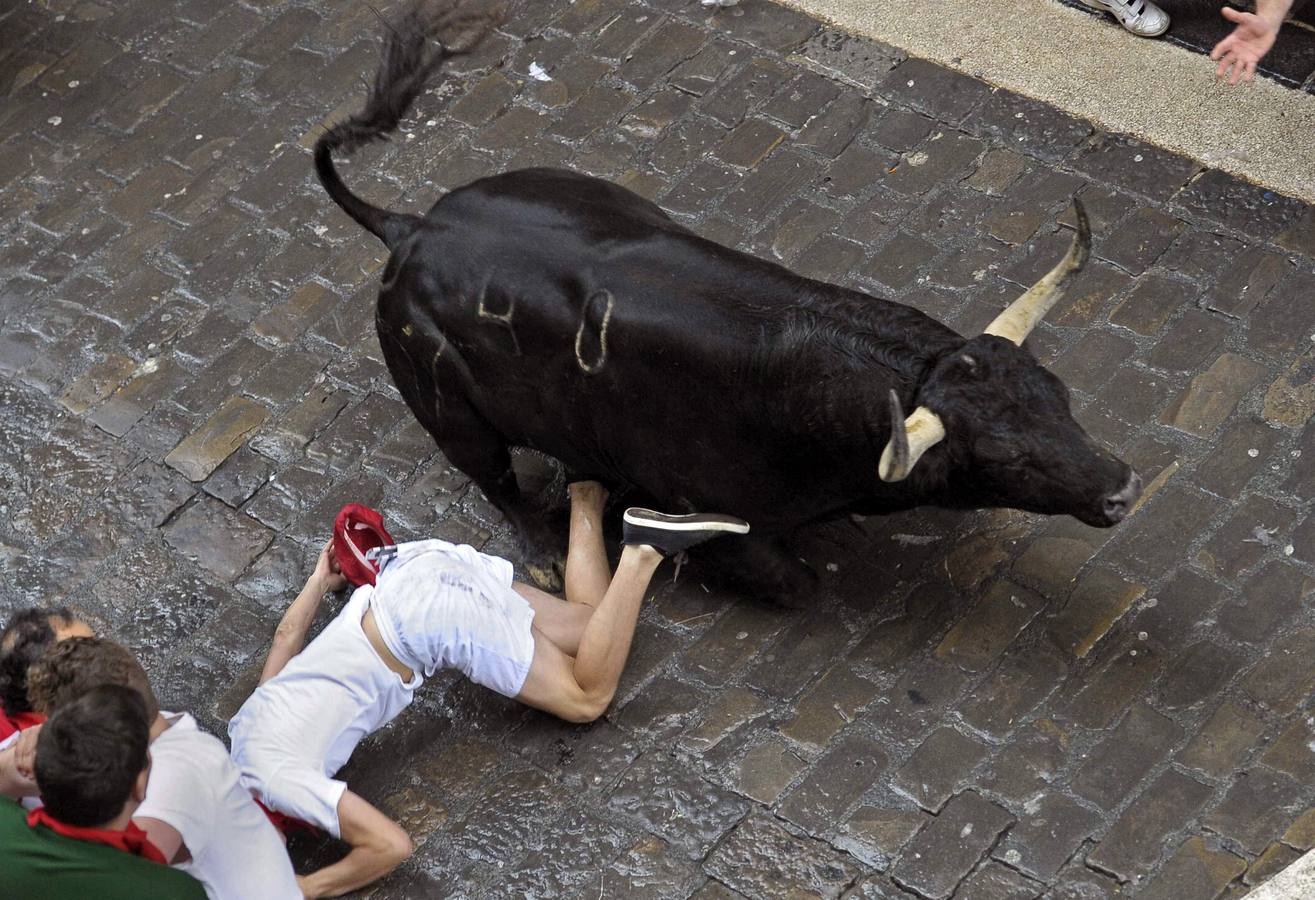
[2,0,1315,897]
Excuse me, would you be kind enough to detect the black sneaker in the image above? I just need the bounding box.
[621,508,750,556]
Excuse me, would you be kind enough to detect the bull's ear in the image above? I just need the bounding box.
[879,391,946,482]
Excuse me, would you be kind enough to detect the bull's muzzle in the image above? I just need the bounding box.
[1101,471,1143,524]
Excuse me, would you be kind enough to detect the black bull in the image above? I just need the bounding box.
[313,2,1142,602]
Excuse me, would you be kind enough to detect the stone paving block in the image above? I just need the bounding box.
[968,89,1092,164]
[58,353,139,414]
[891,791,1014,899]
[935,579,1046,673]
[883,131,986,197]
[779,664,881,748]
[1205,768,1303,855]
[1246,841,1302,887]
[836,804,929,871]
[958,641,1068,738]
[100,459,196,532]
[705,814,865,899]
[1178,697,1268,779]
[1218,561,1315,644]
[1198,496,1298,580]
[609,753,749,859]
[680,687,770,754]
[880,58,991,124]
[779,734,888,833]
[956,861,1045,900]
[615,675,709,742]
[994,792,1101,882]
[858,231,938,290]
[1204,245,1291,319]
[1046,567,1146,660]
[1156,639,1248,711]
[795,92,872,158]
[700,56,792,127]
[721,149,822,220]
[1249,269,1315,360]
[162,394,268,482]
[1074,133,1202,202]
[744,610,852,699]
[1071,703,1183,810]
[1262,716,1315,783]
[733,735,809,805]
[1263,347,1315,428]
[1143,308,1233,373]
[1173,168,1306,238]
[681,603,785,686]
[1137,836,1247,900]
[791,28,904,92]
[714,117,786,169]
[602,834,703,900]
[163,495,274,582]
[892,726,988,813]
[1283,808,1315,851]
[1086,768,1213,882]
[617,18,706,90]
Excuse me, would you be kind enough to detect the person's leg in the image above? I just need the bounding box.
[511,481,612,657]
[514,508,749,723]
[514,544,661,723]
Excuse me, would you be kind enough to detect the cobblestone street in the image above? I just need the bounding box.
[4,0,1315,896]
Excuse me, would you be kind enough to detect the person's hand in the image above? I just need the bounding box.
[311,539,348,594]
[14,725,41,782]
[1210,6,1282,85]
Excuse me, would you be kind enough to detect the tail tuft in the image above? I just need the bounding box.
[314,0,507,246]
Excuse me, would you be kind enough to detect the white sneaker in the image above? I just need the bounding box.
[1081,0,1170,37]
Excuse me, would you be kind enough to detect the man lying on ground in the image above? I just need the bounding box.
[228,482,748,897]
[0,607,94,799]
[28,637,302,900]
[3,683,206,899]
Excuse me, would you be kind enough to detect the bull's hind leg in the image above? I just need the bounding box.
[381,323,566,590]
[696,535,819,608]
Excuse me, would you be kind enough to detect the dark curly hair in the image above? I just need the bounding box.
[0,607,75,715]
[36,684,150,827]
[27,637,159,721]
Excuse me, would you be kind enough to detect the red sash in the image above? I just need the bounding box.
[0,710,45,743]
[254,798,320,836]
[26,807,167,864]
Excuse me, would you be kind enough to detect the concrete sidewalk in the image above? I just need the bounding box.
[777,0,1315,202]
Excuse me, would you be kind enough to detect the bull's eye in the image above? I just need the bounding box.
[976,438,1022,465]
[960,354,977,371]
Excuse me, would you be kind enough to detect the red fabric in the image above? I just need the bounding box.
[333,503,395,588]
[26,807,167,864]
[254,798,320,837]
[0,709,45,744]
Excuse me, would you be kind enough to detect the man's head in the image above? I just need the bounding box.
[35,684,151,828]
[27,637,158,721]
[0,607,93,715]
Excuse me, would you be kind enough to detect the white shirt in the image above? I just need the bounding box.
[136,712,301,900]
[228,588,420,836]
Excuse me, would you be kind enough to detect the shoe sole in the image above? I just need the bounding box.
[623,508,750,534]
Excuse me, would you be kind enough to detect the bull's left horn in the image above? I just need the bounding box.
[982,199,1091,345]
[879,390,946,482]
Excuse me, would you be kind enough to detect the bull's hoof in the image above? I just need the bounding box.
[524,553,566,592]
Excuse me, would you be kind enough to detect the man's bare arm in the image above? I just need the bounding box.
[260,540,347,685]
[296,791,412,898]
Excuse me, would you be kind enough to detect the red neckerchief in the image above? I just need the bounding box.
[26,807,167,864]
[0,710,45,743]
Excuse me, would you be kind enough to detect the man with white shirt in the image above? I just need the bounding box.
[230,483,749,896]
[27,637,302,900]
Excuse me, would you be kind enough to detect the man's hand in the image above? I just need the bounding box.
[311,539,348,594]
[13,725,40,781]
[1210,4,1286,85]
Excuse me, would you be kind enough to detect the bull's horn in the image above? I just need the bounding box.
[982,199,1091,345]
[879,389,946,482]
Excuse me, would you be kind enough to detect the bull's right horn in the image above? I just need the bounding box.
[982,199,1091,345]
[879,389,946,482]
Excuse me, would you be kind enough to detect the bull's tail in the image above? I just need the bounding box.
[313,0,506,249]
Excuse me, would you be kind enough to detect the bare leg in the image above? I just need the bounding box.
[515,544,662,723]
[512,481,612,656]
